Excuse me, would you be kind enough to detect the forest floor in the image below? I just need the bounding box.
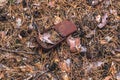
[0,0,120,80]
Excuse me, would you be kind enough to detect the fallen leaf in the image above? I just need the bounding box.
[67,36,80,52]
[75,38,81,51]
[39,33,54,44]
[110,9,117,16]
[67,37,76,52]
[80,46,87,52]
[98,13,108,28]
[59,60,71,72]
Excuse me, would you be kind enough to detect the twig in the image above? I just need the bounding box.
[34,71,49,80]
[115,49,120,52]
[0,47,36,55]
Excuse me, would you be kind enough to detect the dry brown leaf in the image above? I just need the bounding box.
[39,33,54,44]
[67,36,80,52]
[67,37,76,52]
[98,13,108,28]
[59,60,71,72]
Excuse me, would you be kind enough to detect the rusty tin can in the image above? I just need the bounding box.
[36,20,77,50]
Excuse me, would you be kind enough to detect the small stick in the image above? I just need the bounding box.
[0,47,35,55]
[115,49,120,52]
[34,71,49,80]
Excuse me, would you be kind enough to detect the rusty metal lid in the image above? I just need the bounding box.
[53,20,77,37]
[36,20,77,50]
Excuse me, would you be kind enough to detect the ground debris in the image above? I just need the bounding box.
[0,0,119,79]
[67,36,80,52]
[98,13,108,28]
[0,0,7,7]
[87,0,103,7]
[39,33,54,44]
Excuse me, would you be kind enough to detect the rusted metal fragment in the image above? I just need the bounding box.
[54,20,77,37]
[36,20,77,50]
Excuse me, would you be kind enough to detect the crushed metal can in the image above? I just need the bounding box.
[36,20,77,50]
